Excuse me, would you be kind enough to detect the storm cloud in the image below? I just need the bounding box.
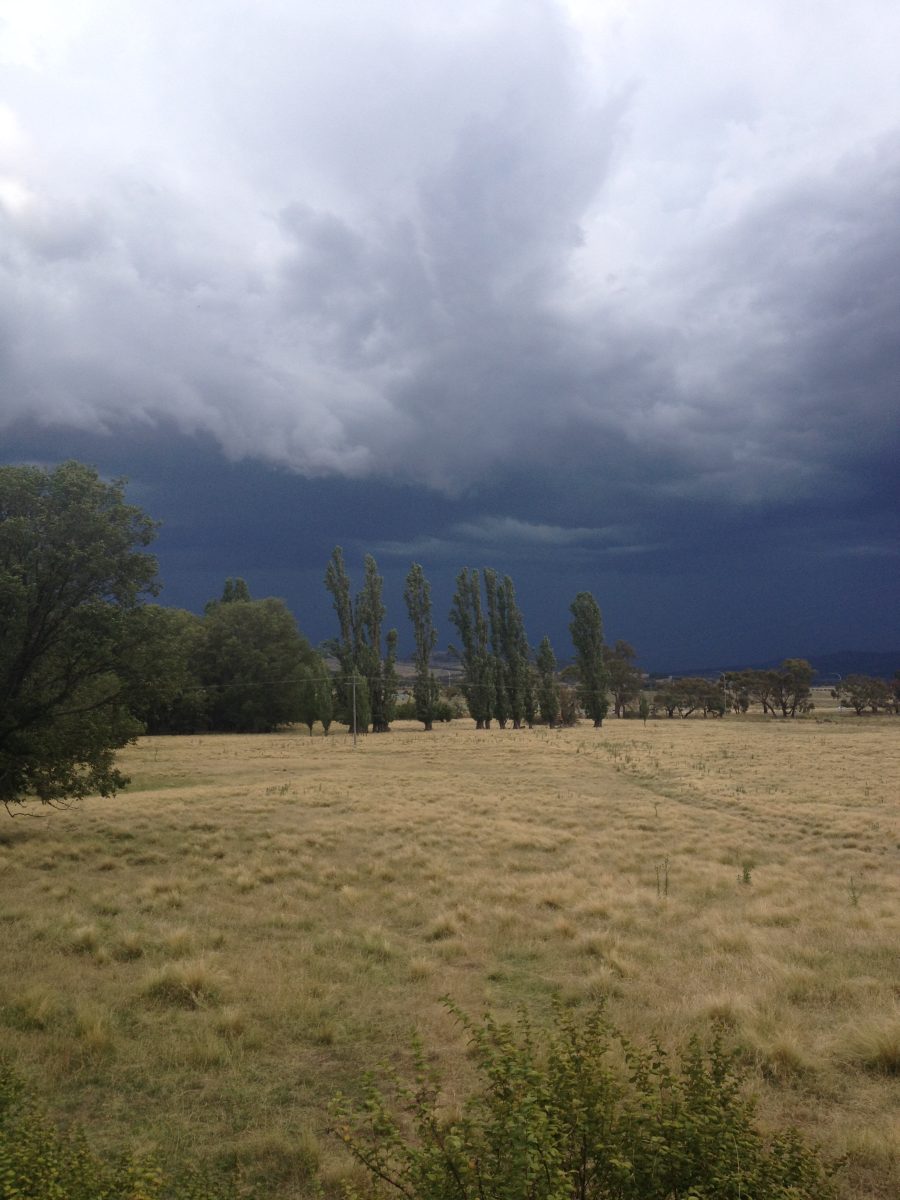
[1,1,897,662]
[2,1,897,497]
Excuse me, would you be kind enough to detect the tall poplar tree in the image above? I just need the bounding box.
[404,563,440,731]
[324,548,396,734]
[355,554,398,733]
[499,574,533,729]
[484,569,510,728]
[449,568,493,729]
[569,591,609,727]
[324,546,357,726]
[536,636,561,727]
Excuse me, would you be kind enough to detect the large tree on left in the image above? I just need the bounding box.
[0,461,159,811]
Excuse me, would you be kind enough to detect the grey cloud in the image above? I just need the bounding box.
[373,515,659,566]
[451,517,629,546]
[1,0,898,527]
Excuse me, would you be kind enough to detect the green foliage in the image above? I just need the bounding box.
[449,569,533,730]
[558,686,580,727]
[729,661,814,718]
[536,636,560,727]
[356,555,398,733]
[205,578,252,614]
[335,1004,837,1200]
[404,563,440,731]
[325,548,397,733]
[654,678,724,719]
[495,574,533,729]
[448,569,493,729]
[297,655,334,735]
[129,607,209,735]
[604,641,642,718]
[568,592,609,727]
[196,597,316,733]
[0,460,158,810]
[0,1061,246,1198]
[833,674,894,715]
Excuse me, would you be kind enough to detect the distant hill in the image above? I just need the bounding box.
[657,651,899,681]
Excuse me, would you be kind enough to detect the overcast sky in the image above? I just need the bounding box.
[1,0,898,667]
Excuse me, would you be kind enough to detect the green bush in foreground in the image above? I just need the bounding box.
[334,1004,838,1200]
[0,1062,245,1200]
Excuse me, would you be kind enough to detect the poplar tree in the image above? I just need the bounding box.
[499,574,533,729]
[536,635,561,727]
[355,554,398,733]
[324,546,357,727]
[403,563,440,731]
[449,568,493,729]
[569,591,609,727]
[484,569,510,727]
[324,548,396,734]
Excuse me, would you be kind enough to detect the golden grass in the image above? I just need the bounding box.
[0,714,898,1197]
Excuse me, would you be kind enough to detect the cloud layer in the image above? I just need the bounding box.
[1,0,898,529]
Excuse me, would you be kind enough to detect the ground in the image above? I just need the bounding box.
[0,705,897,1196]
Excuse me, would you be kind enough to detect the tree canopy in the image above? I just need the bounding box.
[0,461,158,811]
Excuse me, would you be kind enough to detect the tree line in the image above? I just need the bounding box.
[2,461,896,811]
[134,556,616,739]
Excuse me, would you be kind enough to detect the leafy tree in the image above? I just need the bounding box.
[449,568,493,729]
[205,577,252,613]
[344,669,372,736]
[196,596,315,732]
[638,692,651,724]
[298,654,334,735]
[568,591,609,727]
[484,569,511,727]
[0,461,158,812]
[355,555,398,733]
[324,546,358,727]
[335,1004,837,1200]
[654,677,724,719]
[536,635,561,726]
[771,658,814,718]
[499,574,534,729]
[558,685,580,726]
[128,606,208,734]
[403,563,440,731]
[833,674,892,715]
[723,671,750,714]
[325,548,397,733]
[604,639,642,718]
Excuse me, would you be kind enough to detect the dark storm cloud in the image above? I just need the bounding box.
[1,0,898,664]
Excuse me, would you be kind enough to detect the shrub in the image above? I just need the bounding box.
[334,1003,838,1200]
[0,1061,246,1198]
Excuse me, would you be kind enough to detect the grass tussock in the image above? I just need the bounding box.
[140,960,223,1009]
[838,1012,900,1075]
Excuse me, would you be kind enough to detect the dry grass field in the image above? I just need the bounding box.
[1,708,898,1197]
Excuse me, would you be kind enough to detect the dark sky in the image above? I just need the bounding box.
[1,2,898,669]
